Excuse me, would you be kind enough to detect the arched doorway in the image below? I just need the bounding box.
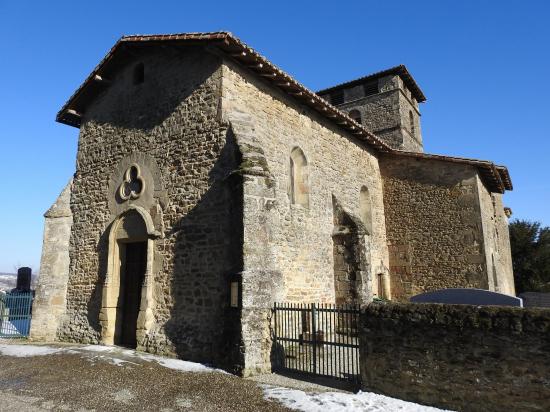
[100,207,156,348]
[332,200,361,308]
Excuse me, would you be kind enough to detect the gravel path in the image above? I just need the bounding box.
[0,343,292,411]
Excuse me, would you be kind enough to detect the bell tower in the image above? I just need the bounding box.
[317,65,426,152]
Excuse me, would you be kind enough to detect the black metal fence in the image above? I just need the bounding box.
[273,302,361,386]
[0,292,34,338]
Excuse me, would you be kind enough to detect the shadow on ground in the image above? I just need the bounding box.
[0,344,289,412]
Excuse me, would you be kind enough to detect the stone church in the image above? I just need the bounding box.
[30,32,514,375]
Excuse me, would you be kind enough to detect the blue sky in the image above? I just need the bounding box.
[0,1,548,272]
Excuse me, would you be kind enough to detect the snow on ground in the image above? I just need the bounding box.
[136,352,225,373]
[0,344,63,357]
[0,321,19,336]
[77,344,114,353]
[1,343,453,411]
[0,343,223,373]
[78,344,225,373]
[262,386,454,412]
[108,357,139,367]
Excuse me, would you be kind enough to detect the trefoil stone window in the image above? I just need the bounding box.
[119,165,144,201]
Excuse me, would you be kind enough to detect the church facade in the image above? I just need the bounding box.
[31,32,514,375]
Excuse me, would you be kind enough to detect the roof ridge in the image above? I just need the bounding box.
[316,64,426,103]
[54,32,510,193]
[56,31,392,152]
[121,31,233,41]
[392,150,512,192]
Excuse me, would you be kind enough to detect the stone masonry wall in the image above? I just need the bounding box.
[58,46,243,370]
[337,75,422,152]
[477,179,515,295]
[360,303,550,412]
[221,58,390,374]
[380,155,490,301]
[397,84,422,152]
[30,180,73,341]
[340,89,402,149]
[222,59,390,305]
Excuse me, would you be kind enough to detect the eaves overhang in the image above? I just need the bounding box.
[56,32,392,153]
[388,151,513,193]
[316,64,427,103]
[56,32,511,194]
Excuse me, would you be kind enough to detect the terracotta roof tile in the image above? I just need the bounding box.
[316,65,426,103]
[56,32,510,193]
[57,32,391,152]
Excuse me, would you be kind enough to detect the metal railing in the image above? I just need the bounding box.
[0,291,34,338]
[273,302,360,386]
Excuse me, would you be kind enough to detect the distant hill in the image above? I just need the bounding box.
[0,272,38,292]
[0,273,17,291]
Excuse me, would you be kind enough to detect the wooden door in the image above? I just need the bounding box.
[120,241,147,348]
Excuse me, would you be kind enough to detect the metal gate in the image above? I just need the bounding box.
[273,302,360,386]
[0,292,34,338]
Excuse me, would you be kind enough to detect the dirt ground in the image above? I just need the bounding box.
[0,343,294,412]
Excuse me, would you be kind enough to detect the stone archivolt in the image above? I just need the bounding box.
[100,206,158,347]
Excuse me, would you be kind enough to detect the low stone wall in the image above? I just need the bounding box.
[360,303,550,412]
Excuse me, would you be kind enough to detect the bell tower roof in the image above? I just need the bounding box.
[316,65,426,103]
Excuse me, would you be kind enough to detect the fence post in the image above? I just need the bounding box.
[311,303,317,375]
[273,302,278,371]
[0,294,4,332]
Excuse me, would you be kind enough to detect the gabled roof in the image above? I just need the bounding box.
[316,65,426,103]
[389,151,512,193]
[56,32,390,152]
[56,32,511,193]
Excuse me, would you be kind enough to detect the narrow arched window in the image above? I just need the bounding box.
[492,254,499,291]
[349,109,362,124]
[133,62,144,85]
[409,110,415,137]
[377,273,386,299]
[359,186,372,235]
[290,147,309,207]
